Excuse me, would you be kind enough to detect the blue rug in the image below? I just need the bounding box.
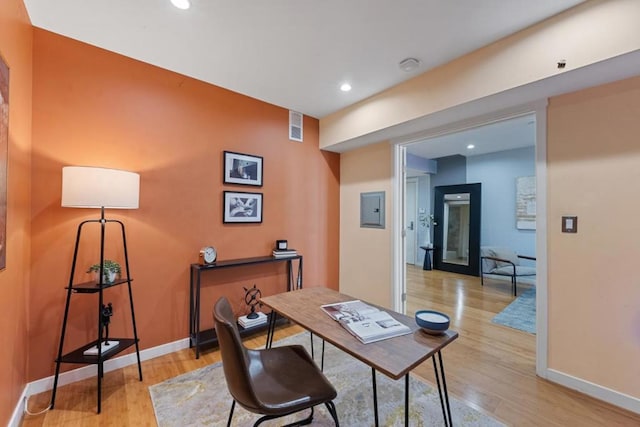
[491,288,536,334]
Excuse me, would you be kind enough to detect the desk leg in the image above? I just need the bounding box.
[405,374,409,426]
[438,351,453,426]
[371,368,379,427]
[308,334,326,371]
[265,311,277,349]
[432,351,453,427]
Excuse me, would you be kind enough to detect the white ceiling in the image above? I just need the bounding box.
[406,113,536,160]
[23,0,586,119]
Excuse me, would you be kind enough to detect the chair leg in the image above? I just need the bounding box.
[254,407,315,427]
[513,276,517,296]
[227,400,236,427]
[325,400,340,426]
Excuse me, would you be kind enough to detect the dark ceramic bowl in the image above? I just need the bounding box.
[415,310,450,335]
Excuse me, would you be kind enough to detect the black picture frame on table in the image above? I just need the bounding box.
[223,151,263,187]
[223,191,263,223]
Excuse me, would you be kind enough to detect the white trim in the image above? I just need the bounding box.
[546,369,640,415]
[10,338,190,424]
[392,144,406,313]
[534,101,549,377]
[8,388,27,427]
[24,337,190,397]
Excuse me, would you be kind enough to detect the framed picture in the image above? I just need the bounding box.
[516,176,536,230]
[223,151,263,186]
[223,191,263,223]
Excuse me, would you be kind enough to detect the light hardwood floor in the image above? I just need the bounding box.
[21,266,640,426]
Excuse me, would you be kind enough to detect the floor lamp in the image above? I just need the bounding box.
[52,166,142,413]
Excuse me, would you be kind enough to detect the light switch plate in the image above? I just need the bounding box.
[562,216,577,233]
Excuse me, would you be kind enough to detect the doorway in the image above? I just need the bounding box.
[393,106,547,376]
[433,183,481,276]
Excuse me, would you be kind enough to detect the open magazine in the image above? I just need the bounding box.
[321,300,412,344]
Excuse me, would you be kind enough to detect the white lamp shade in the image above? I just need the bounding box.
[62,166,140,209]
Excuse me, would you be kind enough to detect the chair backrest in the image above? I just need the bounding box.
[481,246,520,272]
[213,297,260,410]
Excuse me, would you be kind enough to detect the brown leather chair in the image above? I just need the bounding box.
[213,297,340,426]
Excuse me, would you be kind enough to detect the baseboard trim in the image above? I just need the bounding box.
[8,388,27,427]
[546,368,640,415]
[24,337,190,397]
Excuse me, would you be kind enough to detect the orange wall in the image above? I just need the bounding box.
[0,0,32,422]
[30,29,339,381]
[547,75,640,397]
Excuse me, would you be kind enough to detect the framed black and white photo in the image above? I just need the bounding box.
[223,191,263,223]
[223,151,263,186]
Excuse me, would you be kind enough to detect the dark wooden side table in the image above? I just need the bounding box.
[189,254,303,358]
[420,246,433,270]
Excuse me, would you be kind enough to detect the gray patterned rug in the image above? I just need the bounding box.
[150,333,504,426]
[492,288,536,334]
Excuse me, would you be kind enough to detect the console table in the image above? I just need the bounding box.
[189,254,303,358]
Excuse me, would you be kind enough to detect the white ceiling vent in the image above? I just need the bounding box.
[289,110,303,142]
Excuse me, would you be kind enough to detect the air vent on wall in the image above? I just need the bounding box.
[289,110,303,142]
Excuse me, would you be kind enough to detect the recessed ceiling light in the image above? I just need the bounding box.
[340,83,352,92]
[467,144,475,150]
[171,0,191,10]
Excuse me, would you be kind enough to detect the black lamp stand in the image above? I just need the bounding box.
[51,207,142,413]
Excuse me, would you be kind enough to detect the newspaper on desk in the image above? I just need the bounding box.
[321,300,412,344]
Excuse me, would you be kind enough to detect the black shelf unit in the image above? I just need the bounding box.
[189,254,303,358]
[51,212,142,414]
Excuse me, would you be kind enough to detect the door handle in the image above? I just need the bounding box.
[408,221,414,231]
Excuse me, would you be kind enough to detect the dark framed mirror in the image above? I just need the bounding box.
[433,183,481,276]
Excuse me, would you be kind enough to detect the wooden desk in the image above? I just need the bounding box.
[261,287,458,426]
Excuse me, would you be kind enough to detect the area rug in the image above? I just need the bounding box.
[491,288,536,334]
[149,333,504,426]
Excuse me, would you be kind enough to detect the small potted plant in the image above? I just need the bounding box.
[87,259,121,284]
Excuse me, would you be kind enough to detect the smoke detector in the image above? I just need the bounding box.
[399,57,420,72]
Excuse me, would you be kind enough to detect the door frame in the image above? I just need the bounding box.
[392,101,548,377]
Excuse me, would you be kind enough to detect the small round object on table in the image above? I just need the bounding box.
[415,310,450,335]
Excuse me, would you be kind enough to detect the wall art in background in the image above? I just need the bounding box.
[223,191,263,223]
[516,176,536,230]
[223,151,263,186]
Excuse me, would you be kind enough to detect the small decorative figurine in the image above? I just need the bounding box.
[101,302,114,346]
[243,284,262,319]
